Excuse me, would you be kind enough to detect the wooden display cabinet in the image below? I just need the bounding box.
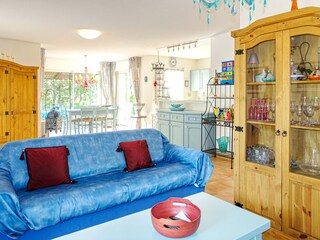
[0,59,38,146]
[232,7,320,239]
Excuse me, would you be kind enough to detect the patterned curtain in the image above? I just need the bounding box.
[100,61,116,105]
[129,57,141,103]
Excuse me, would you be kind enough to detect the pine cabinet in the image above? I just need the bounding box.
[232,7,320,239]
[0,60,38,146]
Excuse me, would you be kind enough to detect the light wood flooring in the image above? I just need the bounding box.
[205,157,295,240]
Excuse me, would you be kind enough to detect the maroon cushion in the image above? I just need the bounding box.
[117,140,155,172]
[25,146,72,191]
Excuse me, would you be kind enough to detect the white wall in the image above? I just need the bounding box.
[0,38,41,66]
[211,31,237,74]
[240,0,320,28]
[46,57,101,73]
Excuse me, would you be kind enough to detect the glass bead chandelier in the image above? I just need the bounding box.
[193,0,267,24]
[75,55,98,88]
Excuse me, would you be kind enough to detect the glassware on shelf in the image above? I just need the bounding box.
[262,70,275,82]
[248,98,271,121]
[246,144,275,166]
[297,148,320,175]
[304,105,314,126]
[312,96,320,124]
[300,96,314,126]
[290,100,297,123]
[269,101,276,121]
[296,104,304,125]
[248,98,256,120]
[301,96,309,112]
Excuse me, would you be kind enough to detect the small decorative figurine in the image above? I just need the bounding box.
[291,0,298,11]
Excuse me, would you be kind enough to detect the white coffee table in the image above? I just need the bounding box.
[54,192,270,240]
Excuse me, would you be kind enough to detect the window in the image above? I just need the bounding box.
[116,71,135,127]
[165,70,184,100]
[42,71,101,118]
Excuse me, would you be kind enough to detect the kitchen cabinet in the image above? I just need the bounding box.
[190,69,210,91]
[232,7,320,239]
[0,60,38,146]
[157,110,203,150]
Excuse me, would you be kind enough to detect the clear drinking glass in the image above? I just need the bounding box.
[296,104,304,125]
[290,100,296,124]
[313,96,320,124]
[305,105,314,126]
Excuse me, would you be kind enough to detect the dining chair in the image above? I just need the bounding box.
[79,108,96,133]
[106,106,118,131]
[94,106,109,132]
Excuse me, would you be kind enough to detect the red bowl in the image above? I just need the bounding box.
[151,197,201,238]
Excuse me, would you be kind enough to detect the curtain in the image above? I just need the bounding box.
[129,57,141,103]
[100,62,116,105]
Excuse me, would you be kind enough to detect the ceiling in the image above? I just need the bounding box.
[0,0,239,61]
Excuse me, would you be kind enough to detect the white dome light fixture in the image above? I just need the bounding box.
[77,29,102,40]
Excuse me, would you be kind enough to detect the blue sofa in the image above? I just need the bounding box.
[0,129,213,239]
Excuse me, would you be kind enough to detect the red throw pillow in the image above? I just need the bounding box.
[25,146,72,191]
[116,140,155,172]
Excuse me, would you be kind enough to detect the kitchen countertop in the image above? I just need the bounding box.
[157,109,204,114]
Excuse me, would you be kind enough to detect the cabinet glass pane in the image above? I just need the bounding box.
[290,34,320,177]
[290,34,320,80]
[246,40,276,83]
[246,123,275,167]
[246,40,276,167]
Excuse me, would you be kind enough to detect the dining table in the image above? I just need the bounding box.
[67,106,117,135]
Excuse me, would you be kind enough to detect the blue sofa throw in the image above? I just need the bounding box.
[0,129,213,238]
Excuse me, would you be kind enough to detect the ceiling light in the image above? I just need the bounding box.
[75,55,98,88]
[77,29,102,39]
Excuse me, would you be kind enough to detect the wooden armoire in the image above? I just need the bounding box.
[0,59,38,146]
[232,7,320,240]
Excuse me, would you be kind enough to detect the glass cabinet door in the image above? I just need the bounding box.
[246,40,276,167]
[290,34,320,178]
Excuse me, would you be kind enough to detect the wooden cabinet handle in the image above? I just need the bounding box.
[282,131,287,137]
[275,129,280,136]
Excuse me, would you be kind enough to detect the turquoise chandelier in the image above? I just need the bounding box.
[193,0,267,23]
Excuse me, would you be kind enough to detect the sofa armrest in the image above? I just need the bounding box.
[0,169,28,238]
[164,143,214,187]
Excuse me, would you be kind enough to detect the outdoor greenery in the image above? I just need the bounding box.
[42,72,99,118]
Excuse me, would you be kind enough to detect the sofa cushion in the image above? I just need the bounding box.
[25,146,72,191]
[16,162,195,231]
[117,140,155,172]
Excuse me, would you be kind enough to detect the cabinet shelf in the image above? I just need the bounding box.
[246,82,275,86]
[246,120,275,126]
[291,79,320,84]
[290,124,320,131]
[290,169,320,180]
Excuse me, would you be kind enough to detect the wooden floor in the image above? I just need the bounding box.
[205,157,295,240]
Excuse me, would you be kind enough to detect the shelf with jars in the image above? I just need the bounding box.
[201,75,234,168]
[232,7,320,239]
